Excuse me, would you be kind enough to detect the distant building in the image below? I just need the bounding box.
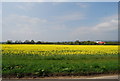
[95,41,106,44]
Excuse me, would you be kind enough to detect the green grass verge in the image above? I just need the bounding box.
[2,54,118,78]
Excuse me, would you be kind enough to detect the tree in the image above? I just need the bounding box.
[75,40,80,45]
[24,40,30,44]
[15,40,22,44]
[6,40,12,44]
[36,41,42,44]
[30,40,35,44]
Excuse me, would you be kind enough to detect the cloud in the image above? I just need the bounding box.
[76,3,89,8]
[93,15,117,32]
[2,14,48,41]
[2,10,118,41]
[3,14,47,27]
[16,3,36,11]
[54,12,85,22]
[2,14,70,41]
[51,2,63,6]
[71,15,118,40]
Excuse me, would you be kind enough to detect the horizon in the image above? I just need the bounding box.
[1,39,119,42]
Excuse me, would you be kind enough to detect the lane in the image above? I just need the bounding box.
[2,75,119,81]
[86,75,118,79]
[1,79,119,81]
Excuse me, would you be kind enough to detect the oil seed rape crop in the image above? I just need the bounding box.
[2,45,118,55]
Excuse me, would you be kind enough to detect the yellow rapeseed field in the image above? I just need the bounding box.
[2,44,118,55]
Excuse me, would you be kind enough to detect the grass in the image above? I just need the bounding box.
[2,54,118,78]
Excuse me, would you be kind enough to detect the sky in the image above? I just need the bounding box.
[1,0,120,2]
[2,2,118,42]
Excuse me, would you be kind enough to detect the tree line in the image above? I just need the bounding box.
[2,40,120,45]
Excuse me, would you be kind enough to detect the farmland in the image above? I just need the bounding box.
[2,44,119,78]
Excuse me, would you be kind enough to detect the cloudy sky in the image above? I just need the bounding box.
[2,2,118,42]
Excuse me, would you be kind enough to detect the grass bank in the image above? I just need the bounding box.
[2,54,118,78]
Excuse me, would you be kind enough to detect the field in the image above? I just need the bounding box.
[1,44,119,78]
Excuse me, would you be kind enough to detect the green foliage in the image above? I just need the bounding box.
[6,40,12,44]
[4,40,120,45]
[2,54,118,78]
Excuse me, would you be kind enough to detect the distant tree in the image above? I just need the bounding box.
[15,40,22,44]
[81,41,96,45]
[64,42,68,45]
[36,41,42,44]
[56,42,61,44]
[24,40,30,44]
[5,39,120,45]
[68,42,73,45]
[30,40,35,44]
[105,41,119,45]
[75,40,80,45]
[6,40,12,44]
[15,40,19,44]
